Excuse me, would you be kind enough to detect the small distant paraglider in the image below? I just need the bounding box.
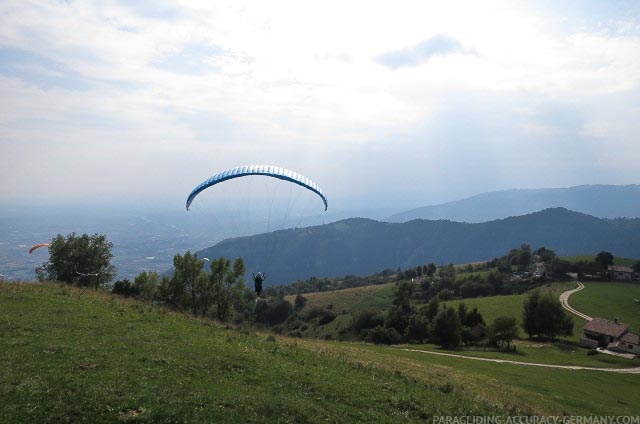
[29,243,50,254]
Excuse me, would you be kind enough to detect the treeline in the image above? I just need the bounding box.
[265,268,399,297]
[272,280,573,348]
[112,252,255,322]
[112,252,308,328]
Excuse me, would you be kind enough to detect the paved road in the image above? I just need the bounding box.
[559,281,592,321]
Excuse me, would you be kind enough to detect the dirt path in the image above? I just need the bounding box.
[394,282,640,373]
[396,348,640,373]
[559,281,592,321]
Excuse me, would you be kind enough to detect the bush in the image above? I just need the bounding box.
[352,309,384,332]
[367,326,403,345]
[303,307,337,325]
[112,279,138,297]
[255,298,292,326]
[294,293,307,311]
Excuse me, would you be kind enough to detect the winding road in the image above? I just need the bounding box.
[559,281,592,321]
[396,282,640,373]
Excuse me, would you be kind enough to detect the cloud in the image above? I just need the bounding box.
[0,1,639,212]
[376,35,467,69]
[153,42,224,75]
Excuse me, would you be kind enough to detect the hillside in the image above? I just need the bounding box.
[3,282,640,419]
[199,208,640,285]
[388,184,640,223]
[0,282,502,422]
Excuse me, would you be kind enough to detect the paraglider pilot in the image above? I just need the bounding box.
[253,272,266,296]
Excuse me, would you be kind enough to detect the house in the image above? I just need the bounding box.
[608,265,639,281]
[608,333,640,356]
[579,317,639,356]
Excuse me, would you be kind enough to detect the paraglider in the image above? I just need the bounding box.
[29,243,50,254]
[186,165,328,293]
[253,272,266,297]
[186,165,328,211]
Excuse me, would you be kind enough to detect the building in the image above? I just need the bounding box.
[608,333,640,356]
[579,317,639,356]
[608,265,639,281]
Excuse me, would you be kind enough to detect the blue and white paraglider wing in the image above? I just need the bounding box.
[186,165,328,211]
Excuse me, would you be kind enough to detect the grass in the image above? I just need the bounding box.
[400,340,640,368]
[569,281,640,333]
[285,282,396,314]
[296,339,640,416]
[561,255,638,266]
[445,282,578,338]
[1,282,505,423]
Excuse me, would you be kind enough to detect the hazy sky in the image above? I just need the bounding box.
[1,0,639,213]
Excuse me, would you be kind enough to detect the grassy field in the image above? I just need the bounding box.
[561,255,638,266]
[398,340,639,368]
[296,339,640,416]
[2,282,639,420]
[285,283,396,314]
[570,281,640,333]
[446,282,581,339]
[1,282,506,423]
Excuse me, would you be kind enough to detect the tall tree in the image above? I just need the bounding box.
[433,307,461,349]
[522,291,573,339]
[211,257,246,321]
[37,233,115,288]
[595,251,614,270]
[490,316,519,349]
[172,251,205,316]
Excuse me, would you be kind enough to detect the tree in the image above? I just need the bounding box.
[112,279,138,297]
[171,251,205,315]
[490,316,518,349]
[294,293,308,311]
[255,298,292,325]
[522,291,573,339]
[405,314,430,343]
[133,271,159,301]
[595,251,614,270]
[211,257,246,321]
[385,280,415,333]
[424,297,440,321]
[438,264,456,290]
[433,307,461,349]
[517,244,532,268]
[37,233,115,288]
[633,260,640,273]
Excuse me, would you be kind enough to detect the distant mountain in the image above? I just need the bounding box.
[198,208,640,285]
[387,184,640,223]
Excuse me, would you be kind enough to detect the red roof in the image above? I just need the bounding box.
[584,318,629,338]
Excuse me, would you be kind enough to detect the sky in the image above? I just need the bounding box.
[1,0,640,214]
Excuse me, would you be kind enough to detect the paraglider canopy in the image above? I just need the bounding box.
[29,243,50,254]
[186,165,328,211]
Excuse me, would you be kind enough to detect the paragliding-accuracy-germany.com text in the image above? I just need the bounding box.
[433,417,640,424]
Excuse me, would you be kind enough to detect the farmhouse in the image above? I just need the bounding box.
[607,265,639,281]
[579,317,640,355]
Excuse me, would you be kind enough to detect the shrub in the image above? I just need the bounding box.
[367,326,403,345]
[304,307,337,325]
[112,279,138,297]
[352,309,384,332]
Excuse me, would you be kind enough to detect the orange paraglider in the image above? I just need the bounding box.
[29,243,50,254]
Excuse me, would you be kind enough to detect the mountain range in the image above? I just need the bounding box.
[198,207,640,285]
[387,184,640,223]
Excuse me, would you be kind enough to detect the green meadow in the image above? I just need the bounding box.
[1,282,502,423]
[570,281,640,333]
